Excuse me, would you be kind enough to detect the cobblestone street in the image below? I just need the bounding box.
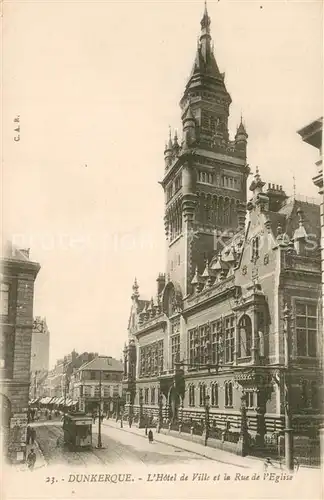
[34,422,208,467]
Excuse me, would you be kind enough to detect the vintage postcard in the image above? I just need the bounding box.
[1,0,323,499]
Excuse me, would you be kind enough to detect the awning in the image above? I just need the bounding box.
[40,396,52,404]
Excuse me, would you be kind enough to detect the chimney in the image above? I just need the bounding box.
[266,183,288,212]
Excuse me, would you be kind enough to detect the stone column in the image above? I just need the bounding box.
[251,309,259,365]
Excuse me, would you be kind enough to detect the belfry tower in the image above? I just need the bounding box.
[160,3,250,297]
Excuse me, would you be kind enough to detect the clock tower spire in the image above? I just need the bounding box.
[161,3,249,296]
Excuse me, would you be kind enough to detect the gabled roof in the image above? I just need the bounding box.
[79,356,123,373]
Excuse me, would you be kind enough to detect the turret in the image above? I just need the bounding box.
[235,116,248,154]
[182,107,197,150]
[173,130,181,156]
[164,129,174,169]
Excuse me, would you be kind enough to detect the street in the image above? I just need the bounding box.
[33,421,207,467]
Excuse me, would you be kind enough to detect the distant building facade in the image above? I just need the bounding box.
[71,356,123,415]
[123,6,323,455]
[29,317,50,401]
[0,242,40,463]
[30,317,50,372]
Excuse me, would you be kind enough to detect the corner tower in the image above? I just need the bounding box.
[160,3,250,297]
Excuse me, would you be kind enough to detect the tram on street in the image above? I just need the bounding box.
[63,412,93,449]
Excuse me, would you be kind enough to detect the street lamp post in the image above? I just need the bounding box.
[120,405,124,428]
[283,303,294,471]
[96,370,103,449]
[157,392,163,432]
[204,395,210,446]
[239,392,249,457]
[139,393,144,428]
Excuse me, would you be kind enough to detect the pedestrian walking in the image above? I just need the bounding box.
[26,448,36,471]
[148,429,153,443]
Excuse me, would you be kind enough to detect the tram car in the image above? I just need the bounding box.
[63,412,92,449]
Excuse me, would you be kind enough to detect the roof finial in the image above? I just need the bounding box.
[168,126,173,149]
[131,277,139,300]
[201,0,211,31]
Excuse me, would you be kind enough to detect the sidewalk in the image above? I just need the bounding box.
[12,441,47,472]
[102,419,264,470]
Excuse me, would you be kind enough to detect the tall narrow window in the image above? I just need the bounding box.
[225,316,235,363]
[238,315,252,358]
[251,237,260,262]
[211,383,218,407]
[199,384,206,406]
[171,334,180,369]
[144,388,149,404]
[189,385,195,406]
[246,391,254,408]
[225,382,233,407]
[151,387,156,405]
[296,302,317,357]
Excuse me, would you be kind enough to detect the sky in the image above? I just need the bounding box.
[2,0,323,368]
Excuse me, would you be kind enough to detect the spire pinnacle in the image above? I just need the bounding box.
[168,126,173,149]
[131,277,139,300]
[201,1,211,32]
[236,114,247,137]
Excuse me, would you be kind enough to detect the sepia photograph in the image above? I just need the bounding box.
[1,0,323,499]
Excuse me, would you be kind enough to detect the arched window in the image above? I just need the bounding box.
[211,383,218,407]
[238,315,252,358]
[199,384,206,406]
[189,385,195,407]
[225,381,233,407]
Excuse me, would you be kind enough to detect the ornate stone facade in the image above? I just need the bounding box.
[123,6,323,452]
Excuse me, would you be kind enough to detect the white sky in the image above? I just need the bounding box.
[2,0,323,368]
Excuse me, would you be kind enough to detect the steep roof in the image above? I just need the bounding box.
[79,356,123,372]
[278,198,320,240]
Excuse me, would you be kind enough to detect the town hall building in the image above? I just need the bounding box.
[122,5,322,455]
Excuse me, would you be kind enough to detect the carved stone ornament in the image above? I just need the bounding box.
[242,265,247,276]
[264,254,269,265]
